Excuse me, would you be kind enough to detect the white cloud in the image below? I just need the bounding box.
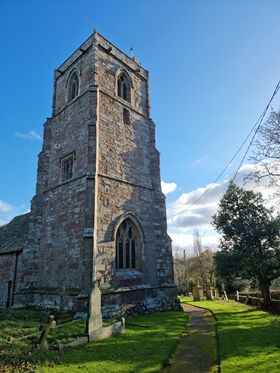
[170,230,219,253]
[0,200,12,213]
[175,182,226,208]
[0,199,30,227]
[15,130,42,141]
[161,181,177,195]
[166,162,279,250]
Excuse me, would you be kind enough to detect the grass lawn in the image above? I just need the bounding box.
[0,309,188,373]
[181,297,280,373]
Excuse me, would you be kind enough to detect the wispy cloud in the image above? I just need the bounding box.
[0,199,29,226]
[193,154,209,165]
[15,130,42,141]
[161,181,177,195]
[0,200,12,213]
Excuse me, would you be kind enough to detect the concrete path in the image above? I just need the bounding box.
[167,304,219,373]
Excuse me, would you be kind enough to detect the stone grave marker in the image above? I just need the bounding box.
[37,315,56,350]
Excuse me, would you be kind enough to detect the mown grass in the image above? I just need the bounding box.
[181,297,280,373]
[0,308,43,364]
[0,309,188,373]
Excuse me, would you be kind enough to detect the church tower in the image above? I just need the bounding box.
[15,31,178,316]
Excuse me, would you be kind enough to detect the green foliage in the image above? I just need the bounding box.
[0,309,188,373]
[212,183,280,304]
[180,298,280,372]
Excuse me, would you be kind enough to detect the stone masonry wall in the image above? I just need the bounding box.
[0,252,21,307]
[54,37,94,115]
[149,122,175,284]
[96,35,149,117]
[16,65,98,303]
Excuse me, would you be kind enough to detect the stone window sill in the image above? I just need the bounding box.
[115,269,142,279]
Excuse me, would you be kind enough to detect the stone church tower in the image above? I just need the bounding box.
[2,31,177,316]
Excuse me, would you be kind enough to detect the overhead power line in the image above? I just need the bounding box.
[201,80,280,239]
[231,80,280,182]
[168,79,280,219]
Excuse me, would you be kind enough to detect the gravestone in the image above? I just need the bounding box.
[37,315,56,350]
[87,283,103,340]
[192,286,204,301]
[206,287,214,300]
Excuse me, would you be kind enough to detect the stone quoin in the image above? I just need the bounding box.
[0,31,178,317]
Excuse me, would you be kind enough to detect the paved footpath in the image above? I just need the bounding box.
[167,304,219,373]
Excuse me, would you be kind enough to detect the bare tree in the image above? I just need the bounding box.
[193,228,202,256]
[250,109,280,187]
[189,229,215,290]
[172,233,216,295]
[173,246,190,294]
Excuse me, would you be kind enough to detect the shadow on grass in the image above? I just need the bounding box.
[218,318,280,353]
[194,302,280,372]
[1,311,188,373]
[181,299,280,372]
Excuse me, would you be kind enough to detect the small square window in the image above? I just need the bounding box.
[123,107,130,125]
[62,155,74,181]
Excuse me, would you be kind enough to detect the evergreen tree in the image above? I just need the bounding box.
[213,183,280,306]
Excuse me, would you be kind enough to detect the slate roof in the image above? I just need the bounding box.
[0,213,30,254]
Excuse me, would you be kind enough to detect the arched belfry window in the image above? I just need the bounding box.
[117,72,131,102]
[67,70,79,102]
[116,218,141,269]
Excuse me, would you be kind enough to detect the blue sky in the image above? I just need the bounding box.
[1,0,280,249]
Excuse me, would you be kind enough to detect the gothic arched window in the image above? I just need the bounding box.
[116,219,140,269]
[117,72,131,102]
[67,71,79,102]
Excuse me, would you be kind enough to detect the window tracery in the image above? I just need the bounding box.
[116,219,139,269]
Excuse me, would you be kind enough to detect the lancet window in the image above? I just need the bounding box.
[67,71,79,102]
[117,72,131,102]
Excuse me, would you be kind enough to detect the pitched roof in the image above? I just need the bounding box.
[0,213,30,254]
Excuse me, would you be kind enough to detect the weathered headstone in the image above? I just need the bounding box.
[236,290,239,302]
[206,287,214,300]
[37,315,56,350]
[87,283,103,341]
[192,286,204,301]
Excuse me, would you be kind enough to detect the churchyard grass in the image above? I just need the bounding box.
[0,309,188,372]
[181,297,280,373]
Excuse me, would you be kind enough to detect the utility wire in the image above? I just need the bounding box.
[231,80,280,183]
[201,222,211,238]
[197,80,280,240]
[168,79,280,219]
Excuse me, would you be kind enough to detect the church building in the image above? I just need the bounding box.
[0,31,177,317]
